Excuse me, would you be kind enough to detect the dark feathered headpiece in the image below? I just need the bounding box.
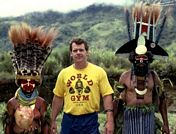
[9,22,58,86]
[115,2,168,56]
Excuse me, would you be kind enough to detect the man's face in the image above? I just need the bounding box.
[21,79,35,93]
[133,54,149,76]
[70,43,88,64]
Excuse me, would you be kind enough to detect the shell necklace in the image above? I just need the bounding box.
[132,74,148,98]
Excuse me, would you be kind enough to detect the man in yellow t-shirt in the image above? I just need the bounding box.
[51,38,114,134]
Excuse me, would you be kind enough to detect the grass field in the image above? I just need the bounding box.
[0,102,176,134]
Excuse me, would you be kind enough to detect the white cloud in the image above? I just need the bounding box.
[0,0,133,17]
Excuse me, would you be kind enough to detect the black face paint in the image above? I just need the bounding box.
[133,55,149,76]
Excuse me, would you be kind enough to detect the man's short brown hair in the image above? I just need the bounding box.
[69,38,88,51]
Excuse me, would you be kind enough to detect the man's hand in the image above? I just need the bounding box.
[50,120,58,134]
[25,121,39,132]
[162,124,170,134]
[104,121,114,134]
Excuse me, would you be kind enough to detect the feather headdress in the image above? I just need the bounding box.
[116,2,168,56]
[9,22,58,86]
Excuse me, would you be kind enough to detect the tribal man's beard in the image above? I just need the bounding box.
[133,63,149,76]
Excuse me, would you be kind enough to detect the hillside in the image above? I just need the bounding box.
[0,4,176,115]
[0,4,175,52]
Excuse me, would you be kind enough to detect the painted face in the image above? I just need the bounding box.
[21,79,35,93]
[135,55,148,64]
[133,54,149,76]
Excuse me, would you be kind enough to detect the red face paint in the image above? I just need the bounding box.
[135,55,148,63]
[21,79,35,92]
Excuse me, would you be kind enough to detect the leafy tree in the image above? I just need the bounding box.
[0,52,13,73]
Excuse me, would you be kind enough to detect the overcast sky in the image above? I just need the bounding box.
[0,0,133,17]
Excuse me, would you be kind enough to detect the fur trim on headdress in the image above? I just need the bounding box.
[9,22,58,86]
[132,2,161,41]
[115,2,168,56]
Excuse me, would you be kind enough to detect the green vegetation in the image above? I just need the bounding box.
[0,4,175,52]
[0,4,176,133]
[0,4,175,81]
[0,103,176,134]
[0,46,175,82]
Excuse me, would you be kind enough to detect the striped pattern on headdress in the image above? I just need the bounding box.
[9,22,58,85]
[115,2,168,56]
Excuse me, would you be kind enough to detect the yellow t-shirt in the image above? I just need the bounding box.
[53,62,114,115]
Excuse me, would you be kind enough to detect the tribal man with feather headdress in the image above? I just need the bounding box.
[114,1,170,134]
[4,22,58,134]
